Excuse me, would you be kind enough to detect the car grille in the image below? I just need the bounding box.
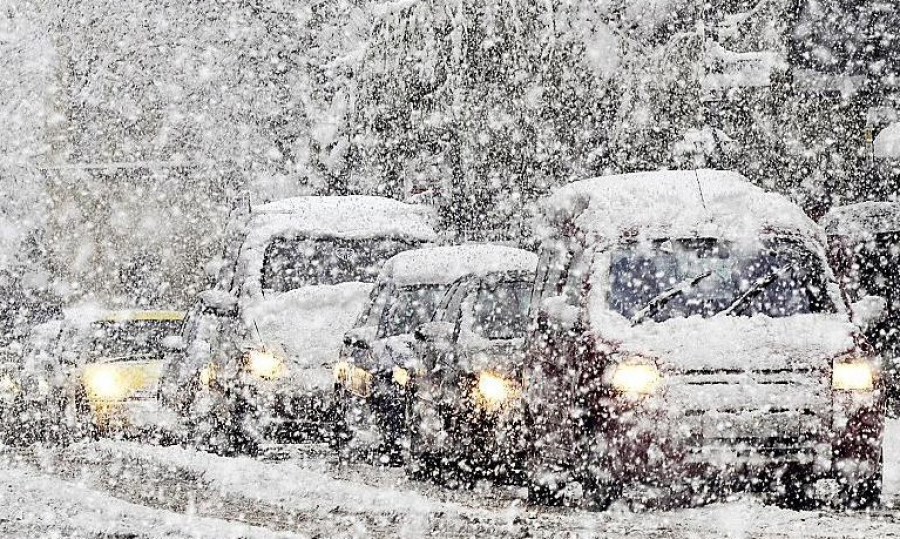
[665,366,830,444]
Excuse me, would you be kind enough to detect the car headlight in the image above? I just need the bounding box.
[832,359,875,391]
[333,361,373,397]
[82,365,128,402]
[606,358,662,397]
[392,366,410,387]
[198,363,217,387]
[0,375,20,400]
[245,349,285,380]
[472,371,520,412]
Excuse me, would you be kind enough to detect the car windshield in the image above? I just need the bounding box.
[379,284,447,338]
[262,236,418,292]
[841,231,900,303]
[86,320,181,357]
[469,280,532,340]
[608,238,833,322]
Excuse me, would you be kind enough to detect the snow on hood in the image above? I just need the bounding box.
[591,308,857,372]
[538,170,822,243]
[243,282,372,387]
[379,244,538,286]
[821,201,900,239]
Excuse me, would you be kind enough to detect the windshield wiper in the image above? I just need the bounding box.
[630,271,713,326]
[717,264,795,318]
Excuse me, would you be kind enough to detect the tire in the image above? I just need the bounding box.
[838,454,883,510]
[772,467,818,510]
[188,388,257,457]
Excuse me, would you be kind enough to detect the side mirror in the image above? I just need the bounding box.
[162,335,186,352]
[540,295,582,331]
[343,326,378,349]
[198,289,239,317]
[414,321,455,343]
[851,295,888,331]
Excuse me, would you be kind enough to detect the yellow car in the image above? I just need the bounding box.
[63,310,185,438]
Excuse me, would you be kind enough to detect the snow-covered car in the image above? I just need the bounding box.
[405,263,536,484]
[822,202,899,406]
[1,320,67,445]
[522,170,884,510]
[58,309,185,438]
[174,196,438,454]
[333,244,536,463]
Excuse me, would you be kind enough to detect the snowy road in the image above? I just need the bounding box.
[3,420,900,538]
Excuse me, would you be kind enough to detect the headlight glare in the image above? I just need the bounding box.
[334,361,372,397]
[198,363,217,387]
[392,366,410,387]
[472,371,520,412]
[82,365,128,402]
[608,359,661,396]
[832,360,874,391]
[245,349,284,380]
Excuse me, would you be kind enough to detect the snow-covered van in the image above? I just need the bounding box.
[523,170,884,509]
[171,196,437,453]
[333,244,536,463]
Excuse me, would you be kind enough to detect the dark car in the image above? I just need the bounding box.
[406,267,535,484]
[522,170,884,510]
[333,245,536,464]
[822,202,900,408]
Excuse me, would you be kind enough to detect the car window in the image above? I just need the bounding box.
[86,320,182,357]
[607,238,834,321]
[531,240,571,312]
[262,236,419,291]
[378,284,448,338]
[467,280,533,340]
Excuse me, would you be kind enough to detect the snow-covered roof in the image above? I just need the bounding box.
[539,169,821,242]
[379,244,537,287]
[250,195,438,242]
[821,201,900,239]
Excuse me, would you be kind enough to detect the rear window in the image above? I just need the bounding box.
[262,237,419,292]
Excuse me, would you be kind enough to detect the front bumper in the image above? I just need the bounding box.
[239,387,339,444]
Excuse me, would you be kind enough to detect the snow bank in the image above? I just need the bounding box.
[821,201,900,239]
[0,460,303,539]
[379,244,537,286]
[539,170,822,243]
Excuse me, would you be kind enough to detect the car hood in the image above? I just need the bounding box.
[243,282,373,388]
[597,312,858,372]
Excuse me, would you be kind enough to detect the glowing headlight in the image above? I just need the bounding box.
[82,365,128,402]
[0,375,19,400]
[392,366,410,387]
[472,371,520,412]
[245,349,285,380]
[608,361,661,396]
[198,363,217,387]
[832,360,874,391]
[333,361,373,396]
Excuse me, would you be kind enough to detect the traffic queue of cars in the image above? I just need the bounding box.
[0,171,891,511]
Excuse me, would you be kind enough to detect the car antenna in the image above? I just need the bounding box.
[253,319,263,344]
[694,169,709,212]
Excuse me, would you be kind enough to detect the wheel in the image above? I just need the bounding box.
[404,395,447,483]
[771,467,818,510]
[188,387,258,457]
[838,454,883,510]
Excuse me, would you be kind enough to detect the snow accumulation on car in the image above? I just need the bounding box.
[333,244,537,462]
[168,195,438,454]
[524,169,884,510]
